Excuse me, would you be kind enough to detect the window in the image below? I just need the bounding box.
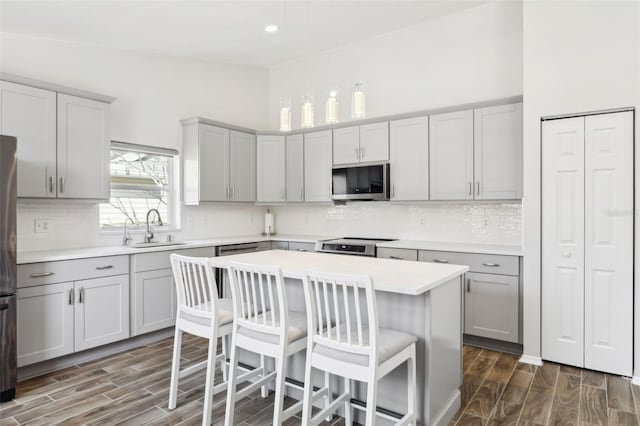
[99,142,178,229]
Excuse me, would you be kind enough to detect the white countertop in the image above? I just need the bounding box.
[376,240,523,256]
[17,234,335,264]
[209,249,468,296]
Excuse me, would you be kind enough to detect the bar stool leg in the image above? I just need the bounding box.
[202,331,218,426]
[224,334,240,426]
[221,335,228,383]
[365,375,378,426]
[272,355,288,425]
[301,354,314,425]
[168,327,183,410]
[260,354,269,398]
[343,377,352,426]
[324,371,333,422]
[408,344,417,425]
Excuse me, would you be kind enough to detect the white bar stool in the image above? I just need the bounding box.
[168,254,232,426]
[301,271,417,426]
[224,261,329,426]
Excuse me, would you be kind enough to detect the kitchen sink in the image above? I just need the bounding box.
[129,241,187,249]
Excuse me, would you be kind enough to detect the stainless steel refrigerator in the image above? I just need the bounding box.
[0,135,17,402]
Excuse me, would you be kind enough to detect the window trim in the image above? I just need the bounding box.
[99,141,181,232]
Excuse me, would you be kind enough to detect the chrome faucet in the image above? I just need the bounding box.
[122,217,134,246]
[145,209,163,243]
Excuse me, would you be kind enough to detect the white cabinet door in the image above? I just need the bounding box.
[389,116,429,201]
[464,273,519,343]
[199,124,230,202]
[57,94,110,200]
[16,282,74,367]
[359,122,389,163]
[473,103,523,200]
[333,126,359,165]
[429,110,474,200]
[541,117,585,368]
[74,275,129,352]
[0,82,57,198]
[285,134,304,202]
[257,135,285,202]
[132,269,176,336]
[304,130,332,202]
[583,111,633,376]
[229,130,256,202]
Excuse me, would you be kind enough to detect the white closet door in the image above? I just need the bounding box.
[541,116,585,368]
[583,111,633,376]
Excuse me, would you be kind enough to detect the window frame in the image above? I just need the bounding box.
[99,141,181,233]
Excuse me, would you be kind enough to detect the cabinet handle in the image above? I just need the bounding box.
[432,259,449,264]
[355,147,359,161]
[281,188,285,200]
[467,278,471,293]
[79,287,84,304]
[30,272,54,278]
[68,289,74,305]
[49,176,55,193]
[59,177,65,194]
[482,263,500,267]
[360,147,365,160]
[389,255,403,260]
[231,187,235,199]
[300,186,303,200]
[391,185,395,198]
[468,182,472,196]
[296,249,308,252]
[96,265,114,270]
[475,181,480,196]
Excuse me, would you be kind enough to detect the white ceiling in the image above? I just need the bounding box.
[0,0,488,67]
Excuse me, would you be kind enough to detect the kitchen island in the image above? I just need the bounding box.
[209,250,468,426]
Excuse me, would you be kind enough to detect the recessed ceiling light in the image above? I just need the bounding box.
[265,25,279,33]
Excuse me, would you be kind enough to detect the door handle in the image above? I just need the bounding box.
[475,181,480,196]
[79,287,84,304]
[49,176,55,193]
[432,259,449,264]
[30,272,54,278]
[96,265,114,270]
[59,177,65,194]
[482,263,500,267]
[68,289,74,305]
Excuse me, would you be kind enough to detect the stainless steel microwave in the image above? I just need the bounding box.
[331,163,390,201]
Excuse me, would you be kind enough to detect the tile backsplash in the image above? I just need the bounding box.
[17,200,522,252]
[271,202,522,245]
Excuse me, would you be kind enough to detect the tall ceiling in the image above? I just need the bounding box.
[0,0,489,67]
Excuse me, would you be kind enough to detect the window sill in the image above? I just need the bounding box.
[99,226,182,236]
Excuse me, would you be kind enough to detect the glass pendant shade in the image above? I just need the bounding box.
[301,95,314,128]
[279,98,292,132]
[325,90,339,124]
[351,81,366,119]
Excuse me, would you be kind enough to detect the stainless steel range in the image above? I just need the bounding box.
[315,237,395,257]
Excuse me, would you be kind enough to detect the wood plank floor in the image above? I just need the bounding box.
[1,335,638,425]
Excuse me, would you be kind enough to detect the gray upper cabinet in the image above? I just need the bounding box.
[229,130,256,202]
[359,122,389,163]
[473,103,523,200]
[389,116,429,201]
[332,122,389,165]
[183,121,255,204]
[285,134,304,202]
[1,81,111,200]
[333,126,359,165]
[304,130,332,202]
[429,110,474,200]
[57,94,110,200]
[257,135,285,203]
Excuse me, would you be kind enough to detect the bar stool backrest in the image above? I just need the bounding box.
[170,254,218,320]
[228,261,288,341]
[302,271,378,367]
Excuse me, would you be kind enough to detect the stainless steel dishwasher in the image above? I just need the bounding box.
[215,241,271,297]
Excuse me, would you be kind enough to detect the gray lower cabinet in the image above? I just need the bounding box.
[464,272,519,343]
[271,241,289,250]
[288,241,316,252]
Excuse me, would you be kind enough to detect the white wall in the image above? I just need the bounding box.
[1,33,269,251]
[268,1,522,130]
[521,1,640,365]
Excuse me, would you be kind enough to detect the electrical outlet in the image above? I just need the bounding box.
[34,219,50,233]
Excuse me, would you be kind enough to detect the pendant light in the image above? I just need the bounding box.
[325,89,339,124]
[301,94,314,128]
[279,97,292,132]
[351,81,367,119]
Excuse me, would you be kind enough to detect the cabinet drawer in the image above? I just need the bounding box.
[377,248,418,261]
[418,250,467,267]
[288,242,316,252]
[133,247,214,273]
[18,255,129,288]
[271,241,289,250]
[463,253,519,276]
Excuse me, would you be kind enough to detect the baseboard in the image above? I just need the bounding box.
[18,328,174,381]
[431,389,461,426]
[518,354,543,366]
[632,376,640,386]
[463,334,523,355]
